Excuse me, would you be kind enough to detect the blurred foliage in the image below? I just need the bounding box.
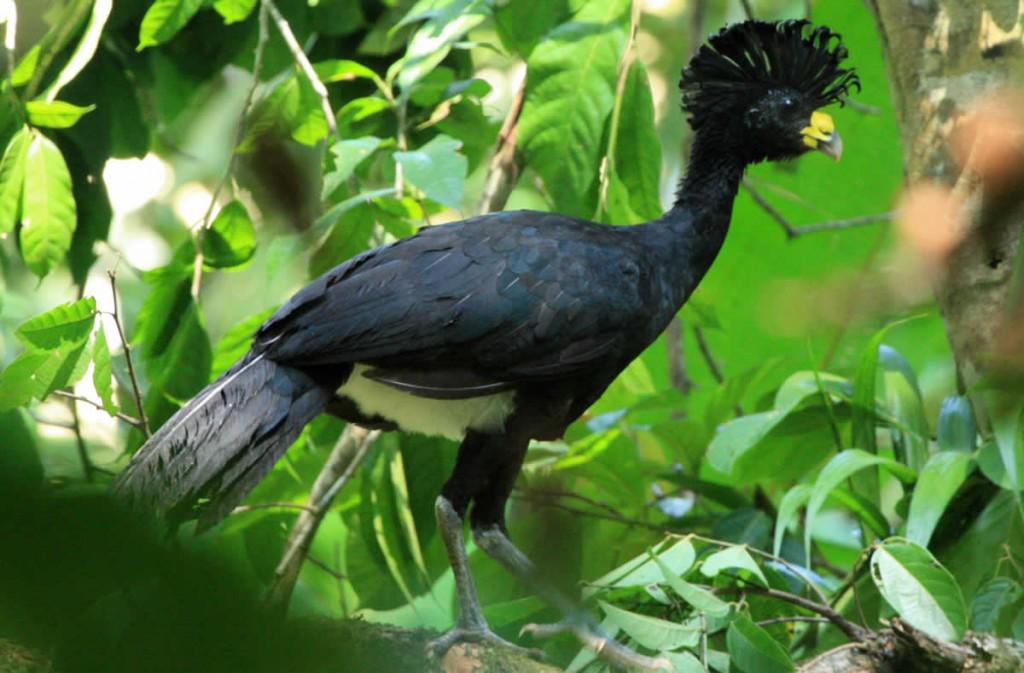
[0,0,1022,671]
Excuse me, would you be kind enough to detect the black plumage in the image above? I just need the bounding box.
[113,19,858,668]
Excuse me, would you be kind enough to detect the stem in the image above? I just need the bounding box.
[53,390,143,429]
[107,271,150,438]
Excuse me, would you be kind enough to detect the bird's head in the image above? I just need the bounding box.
[680,20,860,163]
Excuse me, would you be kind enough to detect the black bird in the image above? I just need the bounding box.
[114,19,858,668]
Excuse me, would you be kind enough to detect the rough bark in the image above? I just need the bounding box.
[867,0,1024,411]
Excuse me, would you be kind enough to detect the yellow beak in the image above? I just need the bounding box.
[801,110,843,161]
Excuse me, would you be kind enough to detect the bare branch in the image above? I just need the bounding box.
[738,0,755,20]
[265,426,380,613]
[107,271,150,437]
[477,80,526,215]
[742,179,892,239]
[666,318,695,394]
[262,0,338,142]
[52,390,144,430]
[694,325,724,384]
[716,583,869,642]
[841,97,881,115]
[757,616,830,627]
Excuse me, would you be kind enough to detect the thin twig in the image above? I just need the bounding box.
[477,79,526,215]
[742,179,893,239]
[517,487,624,519]
[53,390,143,429]
[512,493,669,533]
[394,98,408,198]
[700,612,709,669]
[306,553,345,580]
[694,325,724,383]
[232,502,318,515]
[738,0,755,20]
[841,97,881,115]
[756,616,830,627]
[265,426,380,613]
[107,271,150,437]
[191,3,269,299]
[715,583,869,641]
[666,318,695,394]
[262,0,339,142]
[69,396,94,482]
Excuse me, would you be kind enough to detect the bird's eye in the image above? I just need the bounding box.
[781,97,795,109]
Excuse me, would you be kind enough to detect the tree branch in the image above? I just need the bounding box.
[52,390,143,430]
[107,271,150,437]
[741,178,892,239]
[264,426,380,613]
[477,80,526,215]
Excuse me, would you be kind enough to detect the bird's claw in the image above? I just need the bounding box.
[521,619,674,672]
[427,626,545,661]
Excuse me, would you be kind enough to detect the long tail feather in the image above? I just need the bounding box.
[111,352,333,530]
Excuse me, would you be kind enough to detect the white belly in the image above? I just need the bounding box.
[337,364,516,440]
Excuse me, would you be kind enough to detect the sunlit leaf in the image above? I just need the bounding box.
[202,200,256,268]
[392,0,490,92]
[15,297,96,349]
[25,100,95,129]
[212,0,256,24]
[773,484,811,557]
[92,328,118,417]
[322,136,383,199]
[700,545,767,587]
[0,127,30,234]
[585,537,695,597]
[393,134,466,209]
[41,0,112,102]
[653,551,731,617]
[19,132,76,277]
[870,537,967,641]
[599,600,700,651]
[906,452,974,547]
[727,615,793,673]
[138,0,206,50]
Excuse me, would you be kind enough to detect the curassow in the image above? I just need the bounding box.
[114,18,858,668]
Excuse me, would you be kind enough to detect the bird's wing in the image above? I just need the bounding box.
[254,211,654,398]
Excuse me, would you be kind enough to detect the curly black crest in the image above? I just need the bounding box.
[680,19,860,129]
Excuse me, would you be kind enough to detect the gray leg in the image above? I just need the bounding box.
[473,525,673,672]
[426,496,543,659]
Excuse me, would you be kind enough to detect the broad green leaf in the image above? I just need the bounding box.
[977,440,1015,490]
[138,0,206,50]
[15,297,96,349]
[212,0,256,23]
[991,402,1024,496]
[585,537,695,597]
[660,650,705,673]
[806,450,915,558]
[700,545,768,587]
[727,615,793,673]
[853,326,904,455]
[970,577,1021,633]
[881,346,928,471]
[612,60,662,221]
[12,44,40,88]
[653,551,731,617]
[202,200,256,268]
[363,445,420,606]
[322,136,383,199]
[0,409,43,489]
[19,133,77,277]
[92,328,118,417]
[26,100,95,129]
[0,339,89,411]
[773,484,812,557]
[210,307,276,378]
[388,448,431,589]
[41,0,112,102]
[831,488,890,541]
[393,134,467,210]
[0,127,30,234]
[937,395,976,453]
[598,600,700,651]
[518,0,628,217]
[314,59,385,90]
[493,0,569,57]
[906,452,974,547]
[392,0,490,92]
[870,538,967,641]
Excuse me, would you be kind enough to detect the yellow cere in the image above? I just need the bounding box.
[801,110,836,148]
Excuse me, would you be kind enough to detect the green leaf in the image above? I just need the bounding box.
[585,537,696,597]
[494,0,569,57]
[880,346,928,471]
[598,600,700,651]
[92,328,118,417]
[727,615,794,673]
[26,100,96,129]
[393,134,467,210]
[970,577,1022,633]
[314,59,385,89]
[0,127,30,234]
[15,297,96,349]
[210,307,276,378]
[212,0,257,23]
[310,201,375,277]
[773,484,812,557]
[322,136,383,199]
[831,488,890,541]
[12,44,40,88]
[806,450,916,558]
[906,452,975,547]
[41,0,112,102]
[700,545,768,587]
[388,448,431,589]
[0,340,90,411]
[653,551,731,617]
[870,538,967,641]
[612,60,662,221]
[203,200,256,268]
[138,0,206,50]
[991,402,1024,496]
[977,440,1015,490]
[19,132,77,277]
[392,0,490,92]
[0,409,43,489]
[518,0,628,217]
[937,395,976,453]
[660,650,706,673]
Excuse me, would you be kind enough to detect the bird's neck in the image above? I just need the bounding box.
[641,127,749,308]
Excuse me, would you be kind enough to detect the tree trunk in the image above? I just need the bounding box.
[867,0,1024,414]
